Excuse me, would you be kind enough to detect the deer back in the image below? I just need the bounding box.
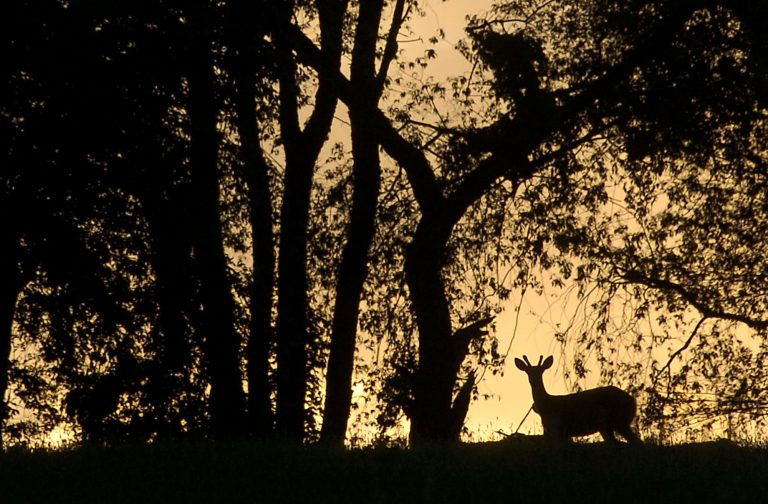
[537,386,637,429]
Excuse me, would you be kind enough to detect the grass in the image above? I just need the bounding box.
[1,437,766,503]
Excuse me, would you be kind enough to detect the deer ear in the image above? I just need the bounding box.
[542,356,554,369]
[514,358,527,371]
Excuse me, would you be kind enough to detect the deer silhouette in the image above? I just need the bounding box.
[515,355,641,443]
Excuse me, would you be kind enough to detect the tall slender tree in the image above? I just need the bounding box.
[272,0,348,441]
[224,0,276,438]
[319,0,409,446]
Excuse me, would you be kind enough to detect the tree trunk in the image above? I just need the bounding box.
[404,157,529,442]
[226,0,275,439]
[141,190,196,436]
[186,10,247,437]
[274,159,313,441]
[320,0,384,445]
[245,142,275,438]
[273,0,346,442]
[405,217,458,442]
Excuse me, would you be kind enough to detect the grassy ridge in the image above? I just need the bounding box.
[1,439,765,503]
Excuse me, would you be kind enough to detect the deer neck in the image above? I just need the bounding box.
[528,376,551,406]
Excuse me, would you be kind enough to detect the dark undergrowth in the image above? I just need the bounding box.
[0,437,764,503]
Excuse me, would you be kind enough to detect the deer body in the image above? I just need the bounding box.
[515,355,641,443]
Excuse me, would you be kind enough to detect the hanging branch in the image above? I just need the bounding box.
[623,270,768,331]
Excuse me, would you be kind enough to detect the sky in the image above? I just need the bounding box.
[27,0,573,446]
[6,0,757,449]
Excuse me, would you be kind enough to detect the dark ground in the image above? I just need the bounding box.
[0,437,763,503]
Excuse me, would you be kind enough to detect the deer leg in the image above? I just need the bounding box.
[617,426,643,444]
[600,429,618,443]
[542,425,568,444]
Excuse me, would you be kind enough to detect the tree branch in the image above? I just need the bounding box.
[623,270,768,330]
[375,0,408,96]
[451,316,495,375]
[284,22,444,213]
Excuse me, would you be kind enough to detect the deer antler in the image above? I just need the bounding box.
[522,355,546,367]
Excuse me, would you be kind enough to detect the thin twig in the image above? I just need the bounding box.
[514,403,535,434]
[653,316,708,383]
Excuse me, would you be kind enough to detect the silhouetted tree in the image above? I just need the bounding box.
[318,0,406,446]
[223,0,276,439]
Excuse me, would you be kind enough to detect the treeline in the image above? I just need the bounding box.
[1,0,767,447]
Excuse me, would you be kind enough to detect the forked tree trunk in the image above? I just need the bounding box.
[273,0,347,442]
[272,36,315,438]
[320,0,385,445]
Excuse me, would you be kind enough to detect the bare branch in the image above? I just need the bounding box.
[283,22,445,213]
[376,0,408,95]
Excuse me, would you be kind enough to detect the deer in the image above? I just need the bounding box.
[514,355,642,444]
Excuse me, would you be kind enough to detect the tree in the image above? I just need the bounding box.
[1,0,252,443]
[464,0,768,441]
[0,0,157,444]
[223,0,277,438]
[319,0,407,446]
[267,0,347,442]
